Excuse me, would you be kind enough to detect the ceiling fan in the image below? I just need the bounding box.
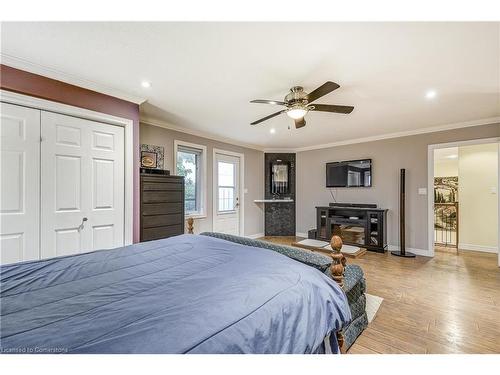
[250,81,354,129]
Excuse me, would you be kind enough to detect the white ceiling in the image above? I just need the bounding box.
[1,22,499,150]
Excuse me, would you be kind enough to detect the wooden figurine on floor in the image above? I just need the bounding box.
[187,217,194,234]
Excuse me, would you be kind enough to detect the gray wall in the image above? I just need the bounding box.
[296,123,500,253]
[140,123,265,236]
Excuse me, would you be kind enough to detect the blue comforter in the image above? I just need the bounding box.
[0,234,351,354]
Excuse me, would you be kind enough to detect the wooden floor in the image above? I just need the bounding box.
[259,237,500,354]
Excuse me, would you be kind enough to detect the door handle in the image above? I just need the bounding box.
[78,217,88,231]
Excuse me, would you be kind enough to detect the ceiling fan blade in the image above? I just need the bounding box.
[250,110,286,125]
[311,104,354,114]
[250,99,286,105]
[294,118,306,129]
[305,81,340,103]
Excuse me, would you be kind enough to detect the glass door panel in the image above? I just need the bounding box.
[217,161,235,213]
[331,223,365,246]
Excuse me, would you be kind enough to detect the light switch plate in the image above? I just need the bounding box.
[244,188,248,194]
[418,188,427,195]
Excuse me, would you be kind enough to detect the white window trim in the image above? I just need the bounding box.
[174,140,207,219]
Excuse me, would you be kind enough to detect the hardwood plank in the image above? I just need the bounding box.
[354,334,409,354]
[259,236,500,354]
[360,327,426,354]
[347,343,379,354]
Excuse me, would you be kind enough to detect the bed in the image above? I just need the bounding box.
[0,234,351,354]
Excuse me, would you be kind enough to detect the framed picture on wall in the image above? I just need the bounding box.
[141,151,158,169]
[140,144,165,169]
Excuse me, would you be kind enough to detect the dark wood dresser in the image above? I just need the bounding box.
[140,173,185,242]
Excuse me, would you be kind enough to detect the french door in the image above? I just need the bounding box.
[0,102,126,264]
[41,111,125,258]
[213,151,241,235]
[0,103,40,264]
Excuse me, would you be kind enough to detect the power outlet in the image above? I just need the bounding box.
[418,188,427,195]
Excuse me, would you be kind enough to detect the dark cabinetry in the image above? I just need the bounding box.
[264,153,296,236]
[316,204,387,252]
[140,173,185,241]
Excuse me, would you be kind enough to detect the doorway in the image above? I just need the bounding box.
[433,147,459,251]
[212,149,244,235]
[428,138,499,265]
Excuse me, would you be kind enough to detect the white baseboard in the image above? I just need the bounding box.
[245,233,264,239]
[388,244,432,257]
[296,232,308,238]
[458,243,498,253]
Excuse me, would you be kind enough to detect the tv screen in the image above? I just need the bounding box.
[326,159,372,187]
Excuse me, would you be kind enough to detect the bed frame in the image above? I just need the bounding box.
[186,218,348,353]
[329,235,347,353]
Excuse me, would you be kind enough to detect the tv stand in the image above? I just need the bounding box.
[314,203,388,253]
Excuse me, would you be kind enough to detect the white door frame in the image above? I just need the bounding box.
[212,148,245,236]
[0,89,134,246]
[427,136,500,261]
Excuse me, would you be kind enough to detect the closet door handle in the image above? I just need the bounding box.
[78,217,88,231]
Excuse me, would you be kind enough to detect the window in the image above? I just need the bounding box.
[174,141,206,217]
[218,161,235,212]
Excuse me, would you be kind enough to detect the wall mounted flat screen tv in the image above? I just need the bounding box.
[326,159,372,187]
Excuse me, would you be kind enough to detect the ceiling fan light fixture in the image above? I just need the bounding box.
[286,107,308,119]
[250,81,352,127]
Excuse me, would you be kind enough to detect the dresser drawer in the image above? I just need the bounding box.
[142,213,184,228]
[142,202,183,215]
[141,175,183,183]
[142,224,184,241]
[142,190,184,203]
[142,181,183,191]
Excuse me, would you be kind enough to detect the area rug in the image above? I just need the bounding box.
[365,293,383,323]
[294,239,366,257]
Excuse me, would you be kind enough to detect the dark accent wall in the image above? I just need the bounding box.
[0,64,141,242]
[264,153,296,236]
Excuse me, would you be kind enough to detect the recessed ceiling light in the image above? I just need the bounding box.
[446,154,458,159]
[270,128,276,134]
[425,90,437,99]
[141,81,152,88]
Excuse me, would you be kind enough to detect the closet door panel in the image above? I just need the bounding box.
[41,112,124,259]
[88,122,124,251]
[0,102,40,264]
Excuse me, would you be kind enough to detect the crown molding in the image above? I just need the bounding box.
[266,116,500,153]
[1,53,146,105]
[140,116,265,152]
[3,55,496,153]
[261,148,299,153]
[143,115,499,154]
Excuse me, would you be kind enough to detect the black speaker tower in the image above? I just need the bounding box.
[391,168,416,258]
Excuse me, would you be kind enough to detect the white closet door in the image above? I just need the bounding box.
[0,103,40,264]
[41,112,124,258]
